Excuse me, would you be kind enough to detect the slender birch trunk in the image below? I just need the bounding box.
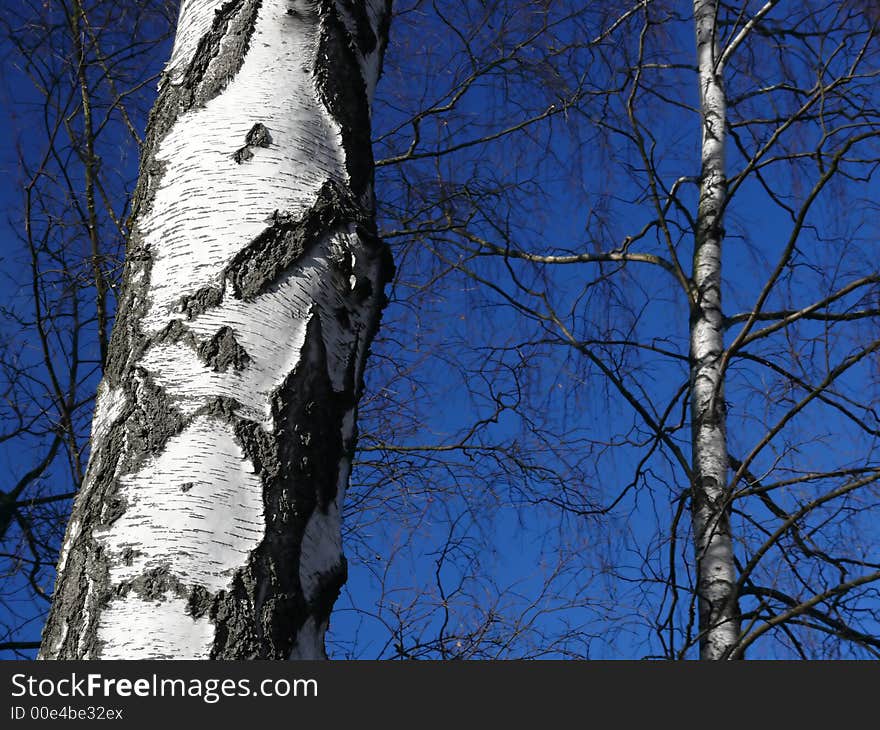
[39,0,393,659]
[689,0,740,660]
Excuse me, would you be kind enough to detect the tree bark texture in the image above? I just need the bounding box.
[689,0,740,660]
[39,0,393,659]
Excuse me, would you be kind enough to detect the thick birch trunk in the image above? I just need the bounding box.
[689,0,740,660]
[39,0,393,659]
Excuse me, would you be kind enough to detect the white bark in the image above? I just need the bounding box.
[40,0,392,659]
[690,0,740,660]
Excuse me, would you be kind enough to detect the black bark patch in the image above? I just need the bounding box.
[194,395,243,422]
[102,496,127,526]
[234,420,280,479]
[272,313,346,513]
[351,273,374,301]
[334,306,351,329]
[233,122,273,163]
[198,326,251,372]
[314,0,373,196]
[336,0,378,54]
[155,318,192,344]
[154,318,211,358]
[246,122,272,147]
[187,585,214,618]
[116,564,183,601]
[173,179,379,321]
[208,313,348,658]
[121,368,186,472]
[232,146,254,164]
[179,286,224,319]
[121,547,139,565]
[225,179,368,300]
[154,319,251,374]
[190,0,264,109]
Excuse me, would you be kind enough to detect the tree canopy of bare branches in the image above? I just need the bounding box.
[2,0,879,659]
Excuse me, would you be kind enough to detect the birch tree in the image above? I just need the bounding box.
[36,0,393,659]
[689,0,739,661]
[366,0,880,659]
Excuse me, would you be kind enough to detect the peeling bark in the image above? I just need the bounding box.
[39,0,392,660]
[689,0,741,660]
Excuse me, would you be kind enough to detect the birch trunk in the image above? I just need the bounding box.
[689,0,740,660]
[39,0,393,659]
